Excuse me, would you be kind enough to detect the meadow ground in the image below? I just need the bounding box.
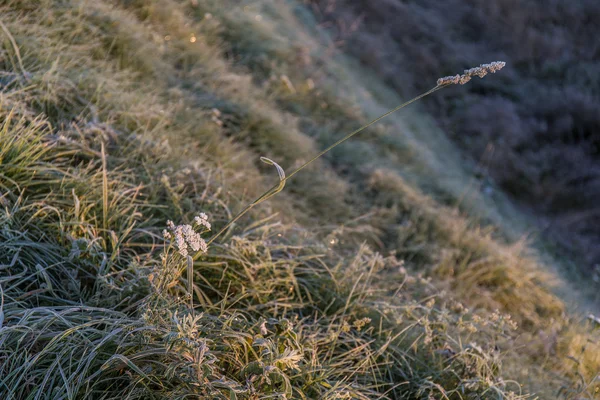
[0,1,598,399]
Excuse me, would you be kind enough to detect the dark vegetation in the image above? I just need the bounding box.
[307,0,600,272]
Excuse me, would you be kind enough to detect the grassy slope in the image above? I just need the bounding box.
[0,0,598,398]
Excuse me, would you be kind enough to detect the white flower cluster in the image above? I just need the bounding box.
[164,215,210,257]
[437,61,506,86]
[194,213,211,230]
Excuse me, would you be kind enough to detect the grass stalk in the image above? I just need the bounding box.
[101,142,109,233]
[204,84,445,249]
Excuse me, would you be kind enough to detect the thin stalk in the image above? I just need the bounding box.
[203,84,446,250]
[101,142,109,233]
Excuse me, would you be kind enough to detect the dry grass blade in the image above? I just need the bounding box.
[0,19,28,81]
[101,141,109,233]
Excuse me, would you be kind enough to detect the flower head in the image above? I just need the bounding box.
[194,213,211,230]
[437,61,506,86]
[165,216,210,256]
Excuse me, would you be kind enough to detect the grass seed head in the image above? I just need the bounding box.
[437,61,506,86]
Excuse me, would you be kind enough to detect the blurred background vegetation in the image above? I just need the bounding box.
[307,0,600,274]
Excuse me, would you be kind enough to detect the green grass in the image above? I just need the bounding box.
[0,0,599,399]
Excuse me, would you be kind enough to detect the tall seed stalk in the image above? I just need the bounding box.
[201,61,505,251]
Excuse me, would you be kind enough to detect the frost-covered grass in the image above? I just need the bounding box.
[0,0,598,398]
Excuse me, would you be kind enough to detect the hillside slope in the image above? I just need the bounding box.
[0,0,598,398]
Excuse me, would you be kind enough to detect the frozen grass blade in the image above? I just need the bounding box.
[0,19,28,81]
[187,255,194,311]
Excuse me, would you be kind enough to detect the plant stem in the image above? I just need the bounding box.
[203,84,445,250]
